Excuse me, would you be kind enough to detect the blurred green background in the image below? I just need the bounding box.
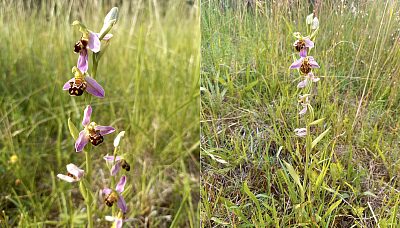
[0,0,199,227]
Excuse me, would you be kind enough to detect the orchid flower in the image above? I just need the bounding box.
[57,164,84,182]
[104,155,130,176]
[297,72,320,88]
[75,106,115,152]
[72,21,113,72]
[103,176,127,212]
[294,128,307,137]
[298,95,310,115]
[63,66,105,98]
[290,56,320,75]
[105,211,135,228]
[293,33,314,57]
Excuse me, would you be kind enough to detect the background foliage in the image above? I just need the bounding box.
[201,0,400,227]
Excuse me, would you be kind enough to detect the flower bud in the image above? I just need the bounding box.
[306,13,314,25]
[311,17,319,30]
[104,7,119,25]
[114,131,126,148]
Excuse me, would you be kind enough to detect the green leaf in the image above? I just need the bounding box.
[211,217,231,226]
[323,199,342,218]
[312,126,331,148]
[96,40,111,62]
[79,181,87,200]
[245,79,259,91]
[309,118,325,126]
[243,180,264,225]
[68,118,80,141]
[283,161,304,194]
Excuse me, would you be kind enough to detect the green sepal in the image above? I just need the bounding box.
[71,21,89,34]
[121,184,132,198]
[99,19,116,40]
[68,118,80,141]
[79,181,88,200]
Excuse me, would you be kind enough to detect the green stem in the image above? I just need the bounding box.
[84,51,99,228]
[111,147,118,215]
[85,144,93,228]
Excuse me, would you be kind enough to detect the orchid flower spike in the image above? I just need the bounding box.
[297,72,320,88]
[72,21,113,72]
[294,128,307,137]
[75,106,115,152]
[103,176,127,212]
[63,66,105,97]
[290,56,320,75]
[105,211,135,228]
[57,164,84,182]
[103,155,131,176]
[298,95,310,115]
[293,34,314,57]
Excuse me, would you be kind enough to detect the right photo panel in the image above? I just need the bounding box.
[201,0,400,227]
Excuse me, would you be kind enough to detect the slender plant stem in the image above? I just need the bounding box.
[111,147,118,215]
[84,51,99,228]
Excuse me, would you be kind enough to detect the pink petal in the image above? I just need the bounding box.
[294,128,307,137]
[77,49,88,72]
[66,164,84,179]
[85,76,105,98]
[299,47,307,58]
[111,161,122,176]
[82,106,92,126]
[297,79,307,88]
[103,156,121,162]
[312,77,320,82]
[124,218,136,222]
[94,125,115,135]
[299,107,307,115]
[75,130,88,152]
[94,33,113,40]
[57,174,78,182]
[308,56,320,68]
[103,188,112,195]
[115,218,123,228]
[88,31,101,53]
[305,39,314,48]
[116,176,126,193]
[63,78,75,90]
[290,58,303,69]
[117,195,127,213]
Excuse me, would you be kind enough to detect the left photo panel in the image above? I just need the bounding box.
[0,1,200,227]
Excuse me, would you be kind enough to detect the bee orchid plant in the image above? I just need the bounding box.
[57,8,134,227]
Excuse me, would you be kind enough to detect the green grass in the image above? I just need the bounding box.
[0,1,199,227]
[201,0,400,227]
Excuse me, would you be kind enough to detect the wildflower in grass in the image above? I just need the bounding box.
[297,72,320,88]
[72,21,113,72]
[103,176,127,212]
[57,164,84,182]
[63,66,105,97]
[299,95,310,115]
[75,105,115,152]
[293,33,314,58]
[105,211,135,228]
[290,56,320,75]
[103,155,131,175]
[294,128,307,137]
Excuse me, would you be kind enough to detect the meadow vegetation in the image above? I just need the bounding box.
[201,0,400,227]
[0,0,200,227]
